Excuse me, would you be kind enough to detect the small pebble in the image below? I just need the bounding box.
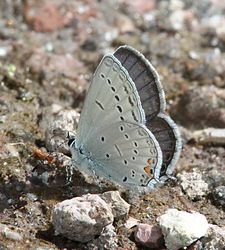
[158,209,209,250]
[177,170,209,200]
[134,224,164,249]
[212,186,225,208]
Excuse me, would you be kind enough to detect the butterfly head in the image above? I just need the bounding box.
[66,131,76,148]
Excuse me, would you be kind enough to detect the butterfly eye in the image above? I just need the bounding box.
[68,138,75,147]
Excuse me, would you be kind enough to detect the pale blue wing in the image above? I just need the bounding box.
[76,55,146,146]
[73,54,163,186]
[74,121,162,186]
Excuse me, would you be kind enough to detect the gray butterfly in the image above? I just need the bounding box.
[68,45,182,188]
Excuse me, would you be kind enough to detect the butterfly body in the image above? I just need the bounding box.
[69,46,181,188]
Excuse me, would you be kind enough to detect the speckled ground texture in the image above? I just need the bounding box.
[0,0,225,249]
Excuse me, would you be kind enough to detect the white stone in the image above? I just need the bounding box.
[177,170,209,200]
[100,191,130,219]
[94,223,118,250]
[158,209,209,250]
[52,194,113,242]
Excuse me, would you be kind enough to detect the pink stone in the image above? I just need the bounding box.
[134,223,164,249]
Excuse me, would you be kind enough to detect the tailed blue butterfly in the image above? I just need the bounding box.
[68,45,181,189]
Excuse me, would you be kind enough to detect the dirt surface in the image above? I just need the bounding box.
[0,0,225,249]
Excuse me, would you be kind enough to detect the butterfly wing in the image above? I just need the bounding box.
[114,45,166,120]
[76,121,162,186]
[74,54,163,186]
[114,45,182,179]
[146,114,182,177]
[76,55,145,146]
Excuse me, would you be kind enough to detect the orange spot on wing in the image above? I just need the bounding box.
[144,166,152,177]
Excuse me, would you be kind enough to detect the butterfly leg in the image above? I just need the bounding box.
[65,158,76,185]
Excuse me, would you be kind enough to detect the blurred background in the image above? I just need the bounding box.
[1,0,225,134]
[0,0,225,249]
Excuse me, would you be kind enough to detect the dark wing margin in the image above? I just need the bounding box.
[146,113,182,177]
[114,45,166,121]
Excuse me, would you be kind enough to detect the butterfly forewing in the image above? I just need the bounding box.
[77,55,145,145]
[114,46,166,120]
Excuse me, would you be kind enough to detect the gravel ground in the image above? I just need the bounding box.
[0,0,225,249]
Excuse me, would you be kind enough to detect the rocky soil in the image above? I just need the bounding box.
[0,0,225,249]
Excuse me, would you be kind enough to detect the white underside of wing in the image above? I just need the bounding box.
[73,122,162,186]
[77,55,145,144]
[73,55,163,187]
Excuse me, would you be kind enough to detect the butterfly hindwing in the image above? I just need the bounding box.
[77,121,162,186]
[146,113,182,177]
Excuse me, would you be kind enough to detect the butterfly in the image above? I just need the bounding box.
[68,45,181,189]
